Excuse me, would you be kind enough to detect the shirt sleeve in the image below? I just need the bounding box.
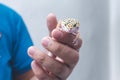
[11,14,33,76]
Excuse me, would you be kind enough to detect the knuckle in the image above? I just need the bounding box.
[35,71,44,79]
[67,50,79,68]
[52,42,63,53]
[56,64,64,75]
[37,76,47,80]
[73,51,79,64]
[36,52,46,64]
[55,64,68,79]
[57,65,63,74]
[65,47,79,64]
[79,38,83,48]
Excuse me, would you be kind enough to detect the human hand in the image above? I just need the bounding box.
[28,13,82,80]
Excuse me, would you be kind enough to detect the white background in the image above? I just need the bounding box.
[0,0,120,80]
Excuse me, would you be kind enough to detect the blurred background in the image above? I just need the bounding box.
[0,0,120,80]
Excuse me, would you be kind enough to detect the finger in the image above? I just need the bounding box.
[41,37,79,68]
[47,13,57,35]
[52,29,82,50]
[28,46,69,79]
[31,60,51,80]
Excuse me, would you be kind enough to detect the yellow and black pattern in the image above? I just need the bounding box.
[60,18,80,35]
[62,18,80,29]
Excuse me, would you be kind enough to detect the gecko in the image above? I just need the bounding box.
[57,18,80,46]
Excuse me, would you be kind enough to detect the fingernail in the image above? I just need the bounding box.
[28,46,35,56]
[41,37,50,48]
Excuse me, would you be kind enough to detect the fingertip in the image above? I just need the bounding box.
[28,46,36,57]
[46,13,57,33]
[31,60,40,74]
[46,13,57,23]
[47,13,56,18]
[31,60,36,67]
[41,37,51,48]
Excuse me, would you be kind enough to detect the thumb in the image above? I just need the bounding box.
[46,13,57,36]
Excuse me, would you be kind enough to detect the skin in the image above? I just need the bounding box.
[15,13,82,80]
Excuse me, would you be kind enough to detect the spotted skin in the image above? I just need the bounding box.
[57,18,80,47]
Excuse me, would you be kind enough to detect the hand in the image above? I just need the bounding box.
[28,13,82,80]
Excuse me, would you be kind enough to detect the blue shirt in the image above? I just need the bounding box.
[0,4,33,80]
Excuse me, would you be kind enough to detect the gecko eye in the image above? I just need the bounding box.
[65,24,67,26]
[73,24,76,27]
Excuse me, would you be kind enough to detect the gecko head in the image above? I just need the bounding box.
[61,18,80,34]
